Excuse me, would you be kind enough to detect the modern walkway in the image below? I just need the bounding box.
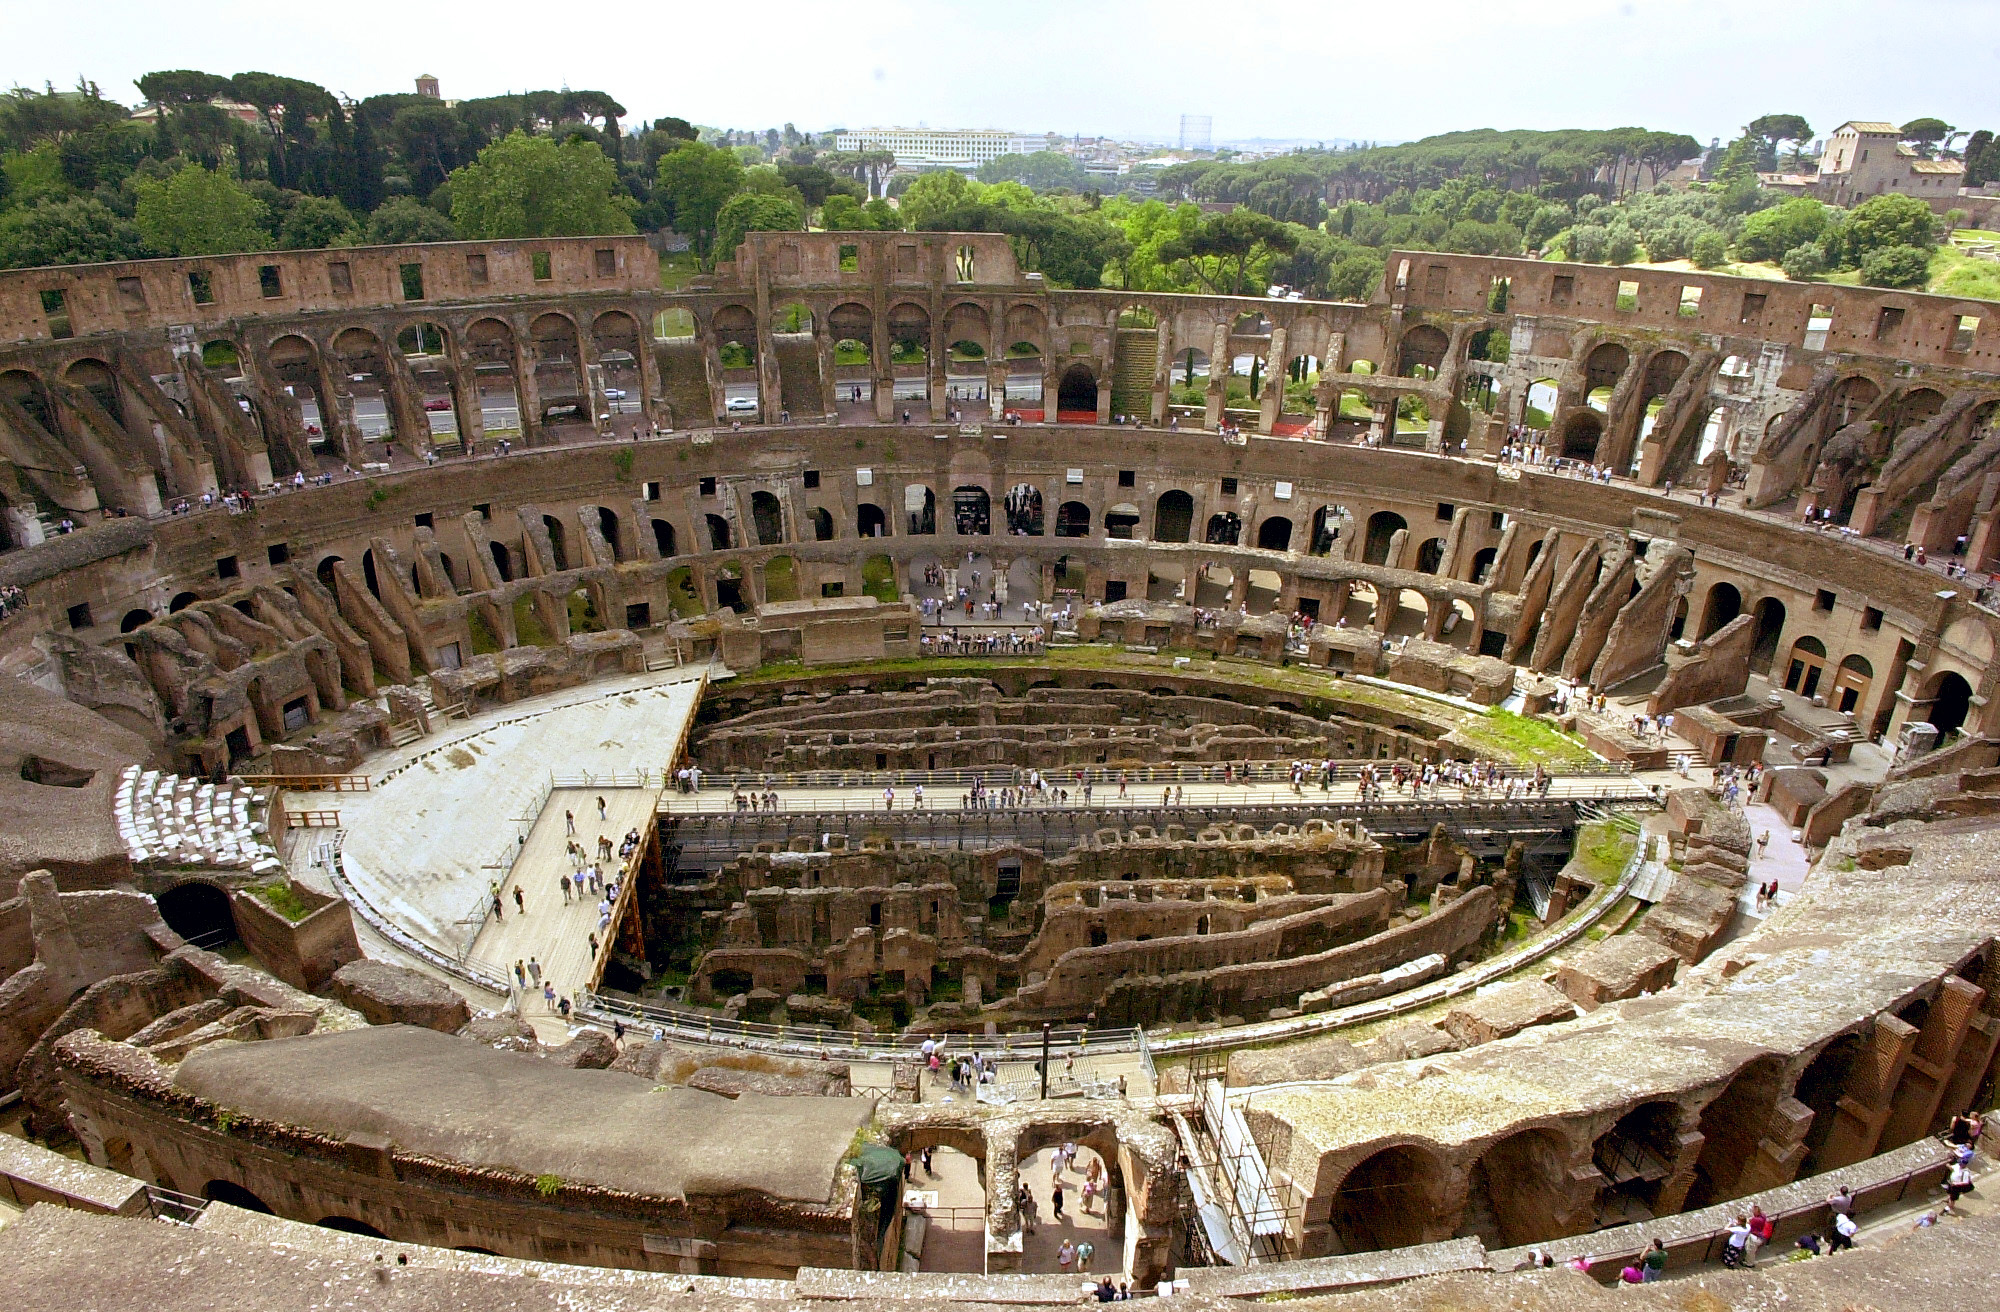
[469,786,663,1016]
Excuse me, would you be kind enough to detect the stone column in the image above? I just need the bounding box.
[929,320,949,423]
[443,337,487,451]
[1095,366,1112,425]
[815,330,838,423]
[1258,326,1289,433]
[1150,320,1173,425]
[697,328,726,427]
[1042,356,1062,424]
[872,313,895,422]
[510,326,544,447]
[382,346,434,456]
[1204,322,1229,429]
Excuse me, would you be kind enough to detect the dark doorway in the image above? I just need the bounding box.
[202,1180,273,1213]
[159,881,235,949]
[1057,363,1098,416]
[1154,491,1193,543]
[318,1216,388,1238]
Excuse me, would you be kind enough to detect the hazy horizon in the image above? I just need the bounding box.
[9,0,1996,149]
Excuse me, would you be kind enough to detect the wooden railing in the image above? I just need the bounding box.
[233,772,370,792]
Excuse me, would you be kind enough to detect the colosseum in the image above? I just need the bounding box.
[0,229,1997,1310]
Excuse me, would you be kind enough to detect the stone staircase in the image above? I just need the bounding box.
[1110,327,1157,418]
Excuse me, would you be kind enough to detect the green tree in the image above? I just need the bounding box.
[1966,130,1998,187]
[652,140,744,260]
[365,195,457,245]
[0,196,147,269]
[1858,244,1932,289]
[1736,196,1832,262]
[1843,193,1937,261]
[134,163,269,256]
[897,170,974,229]
[449,130,636,239]
[820,193,900,231]
[1567,223,1609,262]
[977,151,1092,191]
[1899,118,1953,158]
[1689,230,1728,268]
[712,192,803,264]
[1603,222,1639,264]
[1744,115,1812,172]
[278,195,359,248]
[1780,241,1827,281]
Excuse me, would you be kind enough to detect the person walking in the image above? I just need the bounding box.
[1051,1179,1066,1220]
[527,957,542,985]
[557,871,572,904]
[512,885,525,915]
[514,960,527,988]
[1017,1181,1038,1234]
[597,795,608,821]
[565,809,575,836]
[1945,1159,1975,1214]
[1827,1209,1858,1252]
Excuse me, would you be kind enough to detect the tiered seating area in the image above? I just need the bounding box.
[113,766,282,873]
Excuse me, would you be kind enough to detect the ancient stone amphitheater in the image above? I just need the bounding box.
[0,231,1997,1310]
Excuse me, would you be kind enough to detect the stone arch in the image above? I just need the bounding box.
[1329,1143,1453,1254]
[488,540,514,582]
[827,301,872,361]
[1591,1099,1684,1225]
[1003,483,1043,536]
[943,299,989,343]
[1363,511,1405,566]
[1783,635,1829,698]
[591,309,645,400]
[1698,581,1741,639]
[808,507,835,541]
[1396,325,1449,379]
[1640,349,1688,402]
[651,518,677,557]
[1830,374,1880,426]
[1559,409,1603,460]
[120,608,154,633]
[530,312,587,419]
[201,1180,274,1213]
[318,1216,388,1238]
[1057,363,1098,417]
[857,503,887,538]
[1205,512,1242,546]
[1584,341,1629,395]
[1461,1126,1576,1248]
[64,357,124,426]
[1415,536,1446,574]
[1256,516,1293,552]
[1889,387,1945,436]
[1308,505,1346,557]
[595,506,625,563]
[1469,546,1497,582]
[1794,1032,1867,1176]
[1685,1055,1787,1211]
[1154,490,1193,543]
[714,561,747,613]
[1923,668,1975,737]
[770,301,813,335]
[705,514,732,552]
[1055,501,1091,538]
[905,484,937,536]
[1751,596,1786,673]
[1105,502,1141,539]
[1831,653,1873,715]
[540,514,570,571]
[952,485,991,536]
[750,490,785,546]
[157,880,235,948]
[1387,589,1430,638]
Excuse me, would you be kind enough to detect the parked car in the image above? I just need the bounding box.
[725,395,758,414]
[603,388,625,400]
[423,398,452,411]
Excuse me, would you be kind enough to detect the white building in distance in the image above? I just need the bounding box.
[834,127,1050,172]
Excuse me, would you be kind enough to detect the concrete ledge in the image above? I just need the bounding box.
[796,1267,1097,1302]
[1174,1237,1489,1296]
[0,1133,148,1216]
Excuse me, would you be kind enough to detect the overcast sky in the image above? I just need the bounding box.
[10,0,1998,148]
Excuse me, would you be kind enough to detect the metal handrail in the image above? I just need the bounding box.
[662,779,1656,815]
[677,760,1634,793]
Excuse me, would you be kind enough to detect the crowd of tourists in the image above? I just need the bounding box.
[919,628,1046,656]
[0,583,24,619]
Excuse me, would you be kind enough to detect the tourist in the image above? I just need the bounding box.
[514,960,527,987]
[527,957,541,985]
[1618,1262,1644,1285]
[597,795,607,821]
[1944,1159,1975,1213]
[1745,1207,1772,1263]
[557,872,571,904]
[1017,1181,1039,1234]
[512,885,525,914]
[1056,1238,1076,1271]
[1640,1238,1666,1281]
[565,809,575,835]
[558,995,571,1019]
[1095,1277,1118,1302]
[542,982,557,1011]
[1827,1209,1858,1252]
[1051,1178,1066,1220]
[1075,1239,1093,1271]
[1827,1184,1855,1222]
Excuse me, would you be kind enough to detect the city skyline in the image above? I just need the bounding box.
[8,0,1996,149]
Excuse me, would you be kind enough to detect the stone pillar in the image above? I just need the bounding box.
[698,328,727,427]
[929,321,949,423]
[443,337,487,451]
[1150,320,1173,425]
[1259,326,1289,433]
[1205,322,1229,428]
[1042,357,1062,424]
[510,327,544,447]
[1095,370,1112,425]
[312,346,364,465]
[816,330,839,422]
[382,346,434,456]
[872,314,895,423]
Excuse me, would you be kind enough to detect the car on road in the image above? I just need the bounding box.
[725,396,758,414]
[603,388,625,400]
[423,398,452,411]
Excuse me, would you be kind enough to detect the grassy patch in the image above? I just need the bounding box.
[665,567,705,619]
[1929,246,2000,302]
[512,595,552,646]
[1455,709,1598,769]
[656,252,699,291]
[763,555,798,603]
[1573,821,1638,883]
[861,556,898,603]
[247,879,312,923]
[567,588,603,634]
[466,608,501,656]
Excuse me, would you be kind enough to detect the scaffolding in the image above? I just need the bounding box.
[1169,1064,1300,1267]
